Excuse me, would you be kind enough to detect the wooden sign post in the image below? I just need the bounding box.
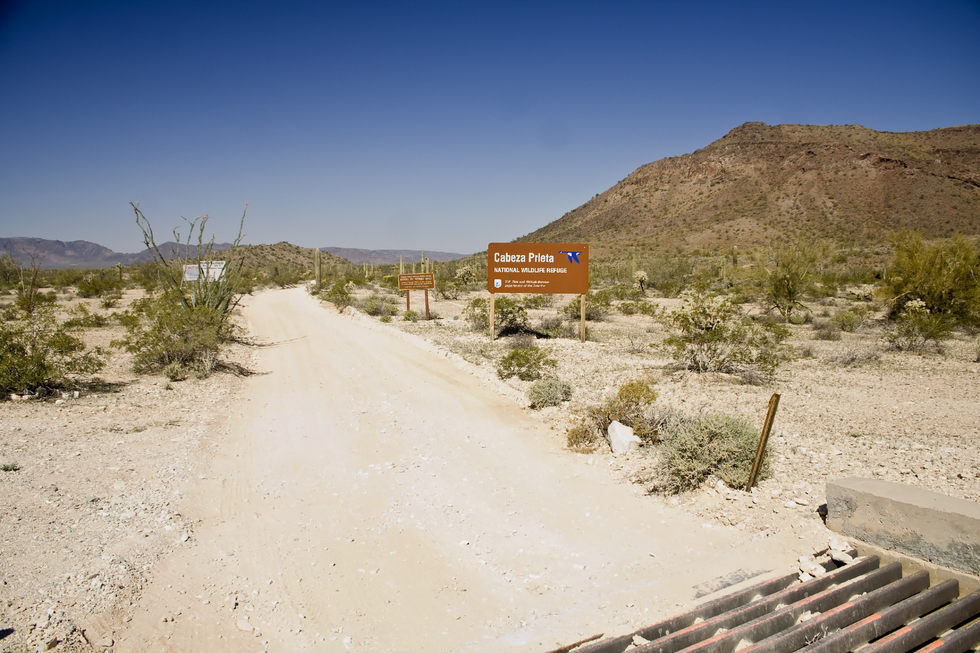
[398,273,434,320]
[486,243,590,341]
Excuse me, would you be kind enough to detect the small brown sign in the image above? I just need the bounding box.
[487,243,589,294]
[398,273,434,291]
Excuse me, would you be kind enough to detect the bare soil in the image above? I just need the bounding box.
[1,286,978,653]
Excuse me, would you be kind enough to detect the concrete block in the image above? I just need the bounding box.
[826,477,980,576]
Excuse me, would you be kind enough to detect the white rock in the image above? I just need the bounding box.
[606,421,640,454]
[830,549,854,564]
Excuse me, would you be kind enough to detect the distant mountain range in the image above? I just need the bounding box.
[0,237,237,269]
[0,237,469,269]
[520,122,980,257]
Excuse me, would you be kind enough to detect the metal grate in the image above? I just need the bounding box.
[561,553,980,653]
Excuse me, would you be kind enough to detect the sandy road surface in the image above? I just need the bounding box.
[115,288,816,652]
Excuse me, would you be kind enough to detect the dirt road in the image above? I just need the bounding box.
[115,288,819,652]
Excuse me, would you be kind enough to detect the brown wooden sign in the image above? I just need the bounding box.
[487,243,589,294]
[398,273,434,291]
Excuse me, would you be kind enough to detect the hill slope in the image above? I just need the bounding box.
[520,122,980,257]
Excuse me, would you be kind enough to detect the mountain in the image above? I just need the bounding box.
[519,122,980,257]
[322,247,470,264]
[0,238,349,269]
[0,237,125,268]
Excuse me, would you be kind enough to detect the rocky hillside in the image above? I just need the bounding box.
[520,122,980,257]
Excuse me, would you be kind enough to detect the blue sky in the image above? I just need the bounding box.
[1,0,978,255]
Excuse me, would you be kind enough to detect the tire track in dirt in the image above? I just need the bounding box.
[114,287,823,652]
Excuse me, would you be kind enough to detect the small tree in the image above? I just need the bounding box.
[883,231,980,327]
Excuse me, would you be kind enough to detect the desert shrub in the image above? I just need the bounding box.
[883,231,980,327]
[323,281,354,309]
[538,315,564,337]
[379,314,392,323]
[163,361,186,382]
[754,239,826,322]
[656,413,766,493]
[827,348,881,367]
[660,288,790,383]
[435,278,463,300]
[77,269,123,298]
[527,378,573,408]
[561,290,612,321]
[495,346,556,381]
[464,296,528,334]
[62,304,111,329]
[832,310,862,332]
[567,423,601,452]
[521,294,554,309]
[403,310,420,322]
[647,255,694,297]
[885,299,954,353]
[114,292,229,375]
[570,378,660,448]
[812,320,842,341]
[100,290,123,309]
[507,332,538,350]
[359,293,398,316]
[17,289,56,314]
[0,253,19,287]
[51,268,85,289]
[0,307,106,394]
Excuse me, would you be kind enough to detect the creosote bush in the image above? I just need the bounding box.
[885,299,953,353]
[561,291,611,321]
[527,378,573,408]
[323,281,354,309]
[0,307,106,394]
[464,296,528,335]
[496,346,555,381]
[812,320,842,341]
[832,310,862,332]
[655,413,767,494]
[660,288,790,384]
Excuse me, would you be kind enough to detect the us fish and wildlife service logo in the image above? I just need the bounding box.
[494,279,502,289]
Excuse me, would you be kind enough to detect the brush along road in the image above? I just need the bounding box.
[115,287,823,652]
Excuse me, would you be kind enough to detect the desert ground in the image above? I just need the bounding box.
[1,284,978,653]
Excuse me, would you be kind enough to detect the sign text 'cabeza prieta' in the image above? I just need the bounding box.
[487,243,589,294]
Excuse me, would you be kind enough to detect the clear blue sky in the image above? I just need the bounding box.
[1,0,978,255]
